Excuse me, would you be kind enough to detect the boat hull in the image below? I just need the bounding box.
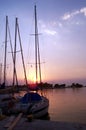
[30,97,49,118]
[33,104,49,118]
[9,96,49,118]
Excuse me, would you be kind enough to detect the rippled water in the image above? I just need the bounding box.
[46,87,86,124]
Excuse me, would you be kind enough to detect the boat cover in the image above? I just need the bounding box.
[20,92,42,103]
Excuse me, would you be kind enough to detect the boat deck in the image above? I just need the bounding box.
[0,115,86,130]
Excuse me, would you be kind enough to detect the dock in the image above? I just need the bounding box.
[0,115,86,130]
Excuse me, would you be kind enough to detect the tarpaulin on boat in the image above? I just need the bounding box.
[20,92,42,103]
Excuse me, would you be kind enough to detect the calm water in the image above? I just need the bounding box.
[15,87,86,124]
[45,87,86,124]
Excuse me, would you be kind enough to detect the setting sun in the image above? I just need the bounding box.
[27,70,40,84]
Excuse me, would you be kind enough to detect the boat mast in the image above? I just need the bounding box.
[13,18,28,86]
[34,5,42,84]
[13,17,17,86]
[35,5,38,84]
[7,18,18,86]
[3,16,8,86]
[16,18,28,85]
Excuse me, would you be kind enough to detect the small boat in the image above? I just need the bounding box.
[10,91,49,118]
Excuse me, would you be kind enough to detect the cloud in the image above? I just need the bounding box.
[44,29,57,35]
[38,20,57,35]
[80,7,86,16]
[62,13,71,20]
[62,7,86,20]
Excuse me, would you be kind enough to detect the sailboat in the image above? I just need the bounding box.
[10,5,49,118]
[25,5,49,118]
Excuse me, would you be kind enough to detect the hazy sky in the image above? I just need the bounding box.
[0,0,86,85]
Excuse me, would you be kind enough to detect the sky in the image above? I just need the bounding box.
[0,0,86,85]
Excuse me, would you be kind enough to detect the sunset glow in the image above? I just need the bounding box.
[28,72,36,83]
[27,70,40,84]
[0,0,86,85]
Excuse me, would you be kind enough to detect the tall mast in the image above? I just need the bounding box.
[7,18,18,86]
[3,16,8,86]
[35,5,38,84]
[16,18,28,85]
[13,17,17,86]
[34,5,42,84]
[13,18,27,86]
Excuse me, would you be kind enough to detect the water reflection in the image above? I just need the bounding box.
[47,87,86,124]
